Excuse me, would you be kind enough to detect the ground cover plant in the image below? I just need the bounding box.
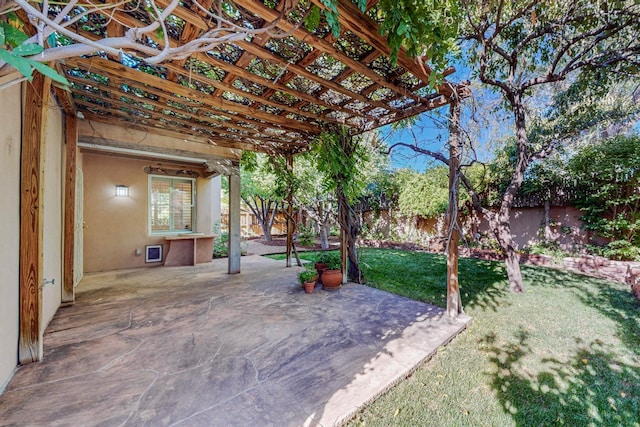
[268,249,640,426]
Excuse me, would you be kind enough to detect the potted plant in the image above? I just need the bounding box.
[298,268,318,293]
[321,251,342,290]
[314,252,329,278]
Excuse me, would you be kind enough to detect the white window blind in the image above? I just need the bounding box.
[150,176,194,234]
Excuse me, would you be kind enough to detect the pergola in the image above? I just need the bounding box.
[41,0,464,154]
[5,0,467,363]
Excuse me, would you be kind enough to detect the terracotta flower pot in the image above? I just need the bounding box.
[304,281,316,293]
[314,262,328,280]
[321,269,342,290]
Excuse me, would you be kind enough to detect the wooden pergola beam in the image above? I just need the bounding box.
[19,72,51,363]
[285,154,294,267]
[62,114,78,303]
[446,99,462,317]
[69,89,296,149]
[64,56,318,135]
[234,0,428,104]
[80,111,282,154]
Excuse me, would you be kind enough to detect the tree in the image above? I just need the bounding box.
[313,127,371,283]
[568,134,640,260]
[240,151,285,242]
[292,152,336,250]
[452,0,640,292]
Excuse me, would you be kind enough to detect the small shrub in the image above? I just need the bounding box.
[298,268,317,284]
[600,240,640,261]
[526,241,568,263]
[297,224,315,247]
[212,232,247,258]
[213,232,229,258]
[322,251,342,270]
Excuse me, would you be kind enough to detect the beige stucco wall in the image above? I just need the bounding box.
[0,84,22,390]
[360,205,590,250]
[41,103,64,333]
[83,153,164,272]
[83,153,220,272]
[477,205,589,250]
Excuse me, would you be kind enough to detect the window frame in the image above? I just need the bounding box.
[148,175,196,236]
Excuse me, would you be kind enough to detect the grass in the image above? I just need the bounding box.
[267,249,640,426]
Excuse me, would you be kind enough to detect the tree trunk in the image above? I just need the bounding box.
[242,196,276,242]
[319,221,330,249]
[493,97,529,293]
[337,184,363,283]
[260,222,272,241]
[493,210,524,293]
[317,201,330,250]
[543,199,552,242]
[265,201,278,241]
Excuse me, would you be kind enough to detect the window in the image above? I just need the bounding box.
[149,176,195,234]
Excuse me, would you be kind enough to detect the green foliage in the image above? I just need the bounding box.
[375,0,460,71]
[568,135,640,255]
[588,241,640,262]
[525,241,569,263]
[296,223,315,247]
[397,167,449,217]
[348,249,640,427]
[240,153,284,203]
[305,0,460,81]
[0,13,70,89]
[321,250,342,270]
[312,128,369,203]
[213,232,229,258]
[297,267,318,284]
[397,163,493,217]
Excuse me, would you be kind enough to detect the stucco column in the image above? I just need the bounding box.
[211,175,222,230]
[228,174,241,274]
[196,176,215,234]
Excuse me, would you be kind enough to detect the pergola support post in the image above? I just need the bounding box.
[62,114,78,303]
[19,72,51,363]
[446,98,463,317]
[285,155,294,268]
[340,225,348,285]
[228,173,241,274]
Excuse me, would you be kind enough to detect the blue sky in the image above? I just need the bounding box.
[378,60,511,172]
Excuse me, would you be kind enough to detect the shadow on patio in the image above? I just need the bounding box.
[0,256,470,426]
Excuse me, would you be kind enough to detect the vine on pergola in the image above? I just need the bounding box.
[0,0,298,88]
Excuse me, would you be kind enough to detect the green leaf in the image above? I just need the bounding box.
[47,33,57,48]
[304,6,321,32]
[0,27,5,46]
[0,22,28,47]
[29,59,71,88]
[13,43,44,57]
[397,21,409,36]
[324,11,340,38]
[0,48,34,80]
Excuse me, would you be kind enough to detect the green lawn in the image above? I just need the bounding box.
[268,249,640,426]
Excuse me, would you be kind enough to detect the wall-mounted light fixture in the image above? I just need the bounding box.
[115,185,129,197]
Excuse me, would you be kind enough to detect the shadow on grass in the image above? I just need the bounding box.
[482,329,640,426]
[360,248,510,312]
[523,266,640,354]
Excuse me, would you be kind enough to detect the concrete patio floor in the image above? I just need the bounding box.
[0,255,470,426]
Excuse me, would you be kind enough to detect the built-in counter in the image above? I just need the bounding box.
[164,234,215,266]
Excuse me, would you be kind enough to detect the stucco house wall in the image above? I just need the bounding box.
[0,85,65,390]
[41,97,65,334]
[0,84,22,391]
[83,152,222,272]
